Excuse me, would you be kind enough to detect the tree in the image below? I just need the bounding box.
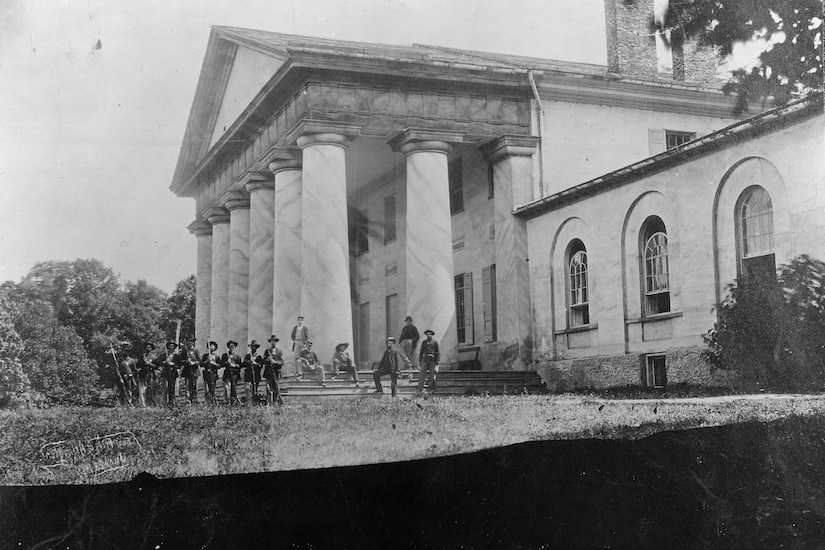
[8,296,99,405]
[705,255,825,391]
[162,275,196,342]
[122,279,168,348]
[651,0,823,112]
[0,293,31,408]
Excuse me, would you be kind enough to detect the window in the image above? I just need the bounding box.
[567,240,590,327]
[642,217,671,315]
[454,273,474,344]
[385,294,399,340]
[665,130,695,150]
[482,265,497,342]
[383,195,396,244]
[449,158,463,214]
[738,186,776,283]
[648,129,696,155]
[645,355,667,389]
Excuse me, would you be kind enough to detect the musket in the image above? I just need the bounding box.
[109,344,127,403]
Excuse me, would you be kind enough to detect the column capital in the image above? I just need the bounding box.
[187,219,212,237]
[388,128,465,154]
[260,147,302,172]
[285,119,362,147]
[296,133,351,150]
[220,189,251,211]
[480,135,540,163]
[205,206,230,226]
[239,171,275,194]
[266,148,303,174]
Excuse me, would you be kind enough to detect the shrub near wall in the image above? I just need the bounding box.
[536,349,733,392]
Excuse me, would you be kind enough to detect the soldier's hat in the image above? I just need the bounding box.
[305,341,313,346]
[144,342,156,350]
[386,336,396,342]
[120,341,132,350]
[249,340,261,348]
[336,342,349,351]
[207,340,218,350]
[424,329,435,336]
[268,335,279,342]
[186,336,197,342]
[165,341,178,349]
[226,340,238,347]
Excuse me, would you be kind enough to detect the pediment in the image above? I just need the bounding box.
[171,27,291,194]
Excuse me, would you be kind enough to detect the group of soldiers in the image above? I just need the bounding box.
[111,314,442,406]
[112,334,287,407]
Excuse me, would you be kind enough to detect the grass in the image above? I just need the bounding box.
[2,392,825,485]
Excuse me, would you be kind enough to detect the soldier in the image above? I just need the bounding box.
[373,337,407,397]
[262,335,284,406]
[157,341,180,407]
[179,336,201,404]
[418,329,440,392]
[333,342,360,386]
[200,340,221,404]
[399,316,420,370]
[221,340,242,405]
[136,342,158,407]
[115,342,138,406]
[290,316,309,376]
[242,340,264,405]
[298,341,325,386]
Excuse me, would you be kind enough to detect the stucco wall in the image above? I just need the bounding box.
[538,100,737,197]
[528,113,825,389]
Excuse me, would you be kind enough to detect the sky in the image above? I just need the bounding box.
[0,0,762,293]
[0,0,613,292]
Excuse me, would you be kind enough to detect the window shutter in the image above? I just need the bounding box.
[482,265,497,342]
[648,129,666,156]
[463,272,474,345]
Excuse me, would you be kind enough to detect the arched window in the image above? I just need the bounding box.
[642,217,670,315]
[738,186,775,282]
[567,240,589,327]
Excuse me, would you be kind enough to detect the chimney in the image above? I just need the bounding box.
[604,0,722,83]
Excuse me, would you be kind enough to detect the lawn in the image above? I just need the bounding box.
[2,393,825,485]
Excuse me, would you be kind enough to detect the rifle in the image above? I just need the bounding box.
[109,344,128,404]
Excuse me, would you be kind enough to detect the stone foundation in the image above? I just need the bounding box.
[535,348,734,392]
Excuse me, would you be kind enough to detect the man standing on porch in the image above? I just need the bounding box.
[399,316,420,369]
[290,316,309,354]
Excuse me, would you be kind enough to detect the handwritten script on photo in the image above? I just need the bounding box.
[38,432,142,479]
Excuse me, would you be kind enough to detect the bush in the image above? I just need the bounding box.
[706,255,825,392]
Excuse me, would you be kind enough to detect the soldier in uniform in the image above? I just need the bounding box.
[332,343,360,386]
[221,340,242,405]
[242,340,264,404]
[115,342,138,406]
[200,340,221,404]
[418,329,440,392]
[290,316,309,377]
[373,337,406,397]
[298,341,325,386]
[157,341,180,407]
[136,342,158,407]
[179,336,201,404]
[262,335,284,406]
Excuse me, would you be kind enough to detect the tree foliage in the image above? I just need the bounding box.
[705,255,825,391]
[653,0,823,112]
[162,274,196,342]
[0,293,31,408]
[8,296,99,405]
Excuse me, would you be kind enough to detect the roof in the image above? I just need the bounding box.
[513,92,825,219]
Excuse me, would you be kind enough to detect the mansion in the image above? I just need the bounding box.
[171,1,825,389]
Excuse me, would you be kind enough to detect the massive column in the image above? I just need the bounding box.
[243,172,275,344]
[269,152,303,368]
[206,207,230,345]
[188,219,213,344]
[391,132,458,366]
[482,136,539,369]
[295,133,353,356]
[223,190,251,352]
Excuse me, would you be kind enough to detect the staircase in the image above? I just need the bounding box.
[170,370,546,404]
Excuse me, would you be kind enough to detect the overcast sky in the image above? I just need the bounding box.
[0,0,612,292]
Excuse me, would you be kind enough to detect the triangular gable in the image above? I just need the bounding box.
[171,27,290,195]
